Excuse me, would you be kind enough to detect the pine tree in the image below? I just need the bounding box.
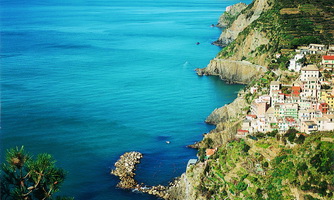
[1,146,73,200]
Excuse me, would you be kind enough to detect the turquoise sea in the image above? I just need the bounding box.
[1,0,249,199]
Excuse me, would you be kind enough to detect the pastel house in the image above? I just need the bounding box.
[301,121,318,134]
[309,44,326,54]
[322,55,334,69]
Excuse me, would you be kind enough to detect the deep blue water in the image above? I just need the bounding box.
[1,0,249,199]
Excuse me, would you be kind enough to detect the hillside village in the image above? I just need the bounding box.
[237,44,334,137]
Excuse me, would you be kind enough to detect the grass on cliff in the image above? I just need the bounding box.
[197,131,334,199]
[218,0,334,65]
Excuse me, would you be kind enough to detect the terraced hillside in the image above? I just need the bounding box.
[218,0,334,65]
[191,132,334,199]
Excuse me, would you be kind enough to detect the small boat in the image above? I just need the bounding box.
[166,141,170,144]
[196,42,200,45]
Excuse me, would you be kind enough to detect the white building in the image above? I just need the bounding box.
[300,65,320,82]
[315,117,334,131]
[289,54,304,72]
[300,77,321,99]
[270,81,281,96]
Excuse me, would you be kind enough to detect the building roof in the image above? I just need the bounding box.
[324,114,334,119]
[187,159,197,167]
[297,133,307,136]
[299,110,309,114]
[266,107,275,115]
[301,65,319,71]
[315,117,328,122]
[246,115,257,119]
[285,117,295,122]
[307,109,316,112]
[323,55,334,60]
[270,81,280,86]
[237,129,249,133]
[282,103,298,108]
[303,121,317,126]
[310,44,325,47]
[293,80,303,86]
[206,149,216,156]
[292,86,301,91]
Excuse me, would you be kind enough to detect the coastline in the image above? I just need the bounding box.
[111,0,334,198]
[110,1,255,199]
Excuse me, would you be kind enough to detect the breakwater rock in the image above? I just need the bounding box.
[196,59,266,84]
[111,152,183,199]
[111,151,142,189]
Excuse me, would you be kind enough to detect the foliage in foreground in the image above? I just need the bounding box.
[1,146,73,200]
[194,132,334,199]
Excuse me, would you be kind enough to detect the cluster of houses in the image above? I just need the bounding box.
[288,44,334,72]
[193,44,334,162]
[237,44,334,137]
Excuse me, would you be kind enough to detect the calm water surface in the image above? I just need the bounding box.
[1,0,250,199]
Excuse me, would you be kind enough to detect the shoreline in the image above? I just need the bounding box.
[110,2,252,199]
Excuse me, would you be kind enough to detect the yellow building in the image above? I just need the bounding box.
[320,90,334,109]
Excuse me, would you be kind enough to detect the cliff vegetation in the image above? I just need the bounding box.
[192,132,334,200]
[218,0,334,66]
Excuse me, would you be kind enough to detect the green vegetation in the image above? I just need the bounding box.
[218,0,334,65]
[195,132,334,199]
[1,146,73,200]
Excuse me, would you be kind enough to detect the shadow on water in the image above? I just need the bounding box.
[206,75,245,100]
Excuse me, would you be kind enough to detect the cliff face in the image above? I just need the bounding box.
[205,95,248,125]
[164,0,334,199]
[220,29,270,66]
[215,0,272,46]
[167,163,208,200]
[196,59,266,84]
[216,3,247,28]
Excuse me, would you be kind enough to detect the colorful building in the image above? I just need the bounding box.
[322,55,334,69]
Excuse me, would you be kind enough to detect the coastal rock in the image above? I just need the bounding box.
[206,95,248,125]
[111,152,182,199]
[217,3,247,28]
[221,29,270,66]
[214,0,272,46]
[167,162,208,200]
[196,59,266,84]
[111,151,143,189]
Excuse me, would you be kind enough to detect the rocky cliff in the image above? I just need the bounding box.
[167,163,208,200]
[205,95,248,125]
[216,3,247,28]
[196,59,266,84]
[215,0,272,46]
[167,0,334,199]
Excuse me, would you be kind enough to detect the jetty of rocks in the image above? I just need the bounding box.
[111,151,181,199]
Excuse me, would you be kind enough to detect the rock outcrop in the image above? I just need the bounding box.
[196,59,266,84]
[111,152,183,199]
[167,162,208,200]
[216,3,247,28]
[205,95,248,125]
[111,152,142,189]
[220,28,270,66]
[214,0,272,46]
